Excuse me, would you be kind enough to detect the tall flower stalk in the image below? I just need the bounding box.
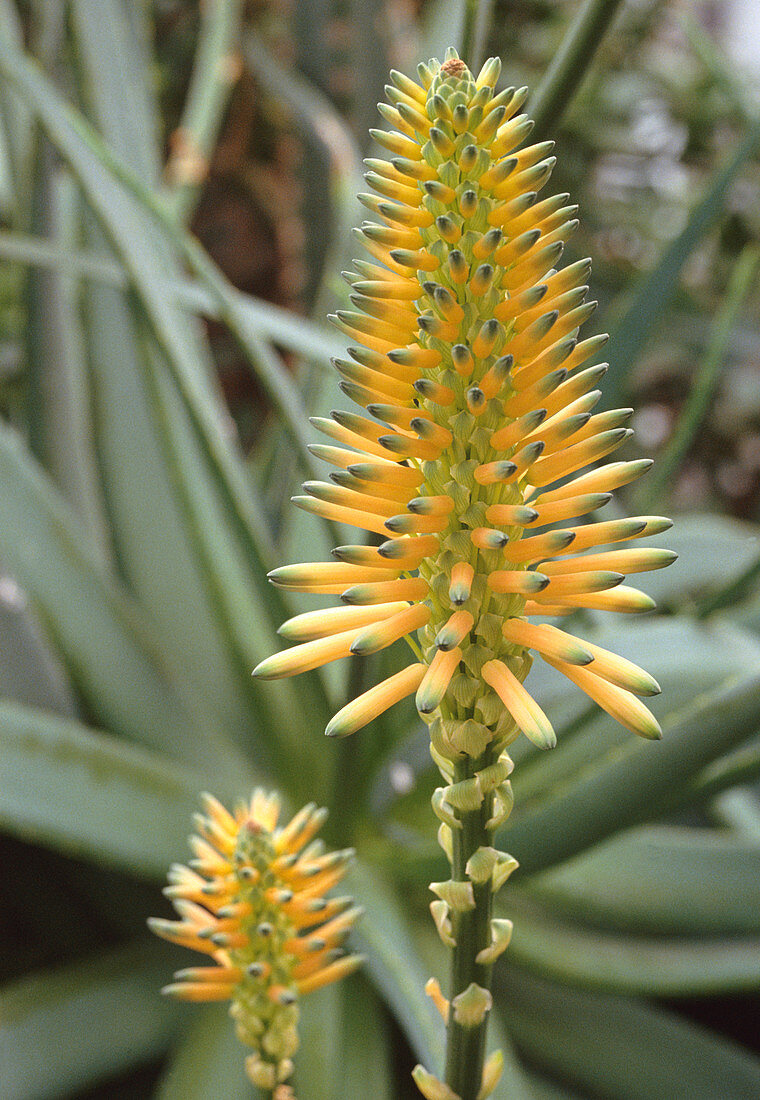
[254,48,674,1099]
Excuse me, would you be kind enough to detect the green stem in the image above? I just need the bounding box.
[528,0,624,141]
[444,752,496,1100]
[462,0,495,73]
[164,0,244,224]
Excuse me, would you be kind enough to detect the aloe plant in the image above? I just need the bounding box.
[0,3,759,1099]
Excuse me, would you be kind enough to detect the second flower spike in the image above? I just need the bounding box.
[149,791,362,1094]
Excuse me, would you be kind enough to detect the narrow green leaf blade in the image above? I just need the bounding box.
[637,245,760,509]
[0,230,346,363]
[529,0,625,142]
[0,582,77,715]
[0,422,247,779]
[603,114,760,404]
[68,5,281,751]
[336,976,393,1100]
[164,0,243,223]
[70,0,162,182]
[505,891,760,995]
[25,169,112,559]
[155,1005,258,1100]
[526,825,760,935]
[502,672,760,874]
[499,967,760,1099]
[347,860,445,1072]
[0,941,180,1100]
[0,699,244,876]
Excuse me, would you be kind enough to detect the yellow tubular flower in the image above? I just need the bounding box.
[253,48,675,1100]
[252,52,675,756]
[149,791,362,1095]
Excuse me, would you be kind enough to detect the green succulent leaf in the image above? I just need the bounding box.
[347,860,445,1072]
[524,825,760,936]
[499,967,760,1099]
[504,890,760,995]
[0,941,181,1100]
[501,671,760,874]
[155,1005,259,1100]
[0,421,249,780]
[603,112,760,404]
[0,699,249,876]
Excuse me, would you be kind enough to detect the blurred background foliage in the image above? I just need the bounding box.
[1,0,760,1097]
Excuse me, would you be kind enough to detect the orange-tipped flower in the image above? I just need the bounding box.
[253,50,675,759]
[149,791,362,1093]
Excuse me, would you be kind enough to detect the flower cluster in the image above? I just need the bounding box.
[252,51,675,762]
[149,791,361,1093]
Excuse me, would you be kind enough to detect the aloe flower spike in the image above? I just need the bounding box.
[253,47,674,1100]
[150,790,362,1095]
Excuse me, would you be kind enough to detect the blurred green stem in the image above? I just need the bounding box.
[638,244,760,512]
[604,117,760,405]
[463,0,495,73]
[682,13,752,119]
[164,0,243,224]
[242,28,363,321]
[528,0,624,141]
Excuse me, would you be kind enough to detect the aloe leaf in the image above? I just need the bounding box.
[0,699,246,876]
[347,860,445,1071]
[712,788,760,844]
[155,1005,258,1100]
[501,671,760,875]
[25,168,112,559]
[70,0,162,178]
[421,0,466,62]
[0,422,247,780]
[524,1078,587,1100]
[687,738,760,805]
[0,31,334,490]
[164,0,243,224]
[461,0,495,73]
[0,229,346,362]
[375,618,760,877]
[336,976,394,1099]
[132,315,331,796]
[498,967,760,1099]
[682,13,752,117]
[0,940,181,1100]
[243,28,363,298]
[528,0,625,142]
[508,616,760,804]
[504,891,760,996]
[0,0,31,219]
[525,825,760,936]
[157,980,392,1100]
[81,237,272,748]
[47,26,328,591]
[0,582,77,715]
[68,0,287,749]
[630,513,760,607]
[0,92,15,215]
[294,982,341,1100]
[603,113,760,405]
[28,24,333,784]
